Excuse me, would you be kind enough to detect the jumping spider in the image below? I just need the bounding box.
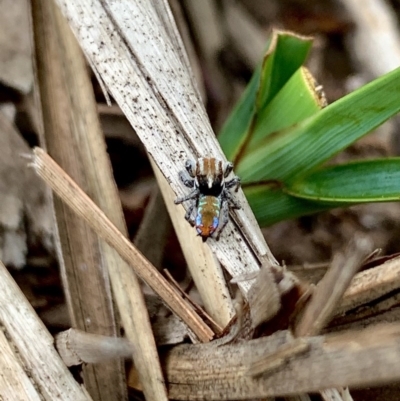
[174,157,241,241]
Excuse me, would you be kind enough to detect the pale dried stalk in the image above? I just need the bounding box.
[31,0,127,397]
[0,329,42,401]
[0,0,33,93]
[162,0,235,327]
[296,236,373,337]
[134,187,169,270]
[153,163,235,326]
[223,0,267,68]
[56,326,188,367]
[54,1,280,303]
[321,388,353,401]
[294,237,371,401]
[338,0,400,77]
[160,324,400,400]
[181,0,230,130]
[0,260,92,400]
[246,337,310,377]
[168,0,205,101]
[56,329,133,366]
[338,255,400,315]
[52,4,167,399]
[32,148,213,343]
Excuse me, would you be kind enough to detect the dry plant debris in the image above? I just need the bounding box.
[0,0,400,401]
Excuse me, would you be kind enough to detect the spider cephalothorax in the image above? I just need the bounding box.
[174,157,241,241]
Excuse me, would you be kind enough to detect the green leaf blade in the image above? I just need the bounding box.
[219,30,313,162]
[237,67,400,184]
[248,67,323,152]
[287,159,400,202]
[257,32,313,109]
[244,185,334,226]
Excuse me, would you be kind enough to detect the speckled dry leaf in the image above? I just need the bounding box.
[54,0,280,298]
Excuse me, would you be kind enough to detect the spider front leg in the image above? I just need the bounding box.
[225,176,241,192]
[224,188,241,209]
[178,170,195,188]
[174,187,200,204]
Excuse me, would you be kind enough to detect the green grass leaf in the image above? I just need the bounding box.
[256,31,313,110]
[287,159,400,202]
[236,67,400,184]
[218,30,313,161]
[244,184,335,226]
[247,67,323,153]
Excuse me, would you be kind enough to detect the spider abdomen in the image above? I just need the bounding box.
[195,195,221,238]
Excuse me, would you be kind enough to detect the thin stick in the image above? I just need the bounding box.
[31,147,213,342]
[296,236,373,337]
[164,269,224,334]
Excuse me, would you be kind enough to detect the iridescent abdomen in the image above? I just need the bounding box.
[195,195,221,238]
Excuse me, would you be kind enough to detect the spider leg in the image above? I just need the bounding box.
[179,170,195,188]
[223,161,234,178]
[224,188,241,209]
[174,187,200,204]
[184,201,196,226]
[225,176,241,192]
[185,159,197,177]
[215,199,229,241]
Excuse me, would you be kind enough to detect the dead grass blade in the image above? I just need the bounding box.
[339,254,400,314]
[31,148,213,343]
[31,0,128,397]
[0,260,92,400]
[160,324,400,400]
[32,0,176,397]
[295,235,373,337]
[53,2,280,313]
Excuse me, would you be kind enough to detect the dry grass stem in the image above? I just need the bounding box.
[31,1,128,397]
[0,329,42,400]
[31,147,213,342]
[56,325,190,367]
[32,1,172,397]
[338,0,400,77]
[56,329,133,366]
[153,163,235,326]
[246,337,310,377]
[134,187,170,270]
[338,254,400,315]
[158,324,400,400]
[54,0,280,300]
[223,0,267,68]
[296,235,373,337]
[320,388,354,401]
[0,260,92,400]
[163,269,224,334]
